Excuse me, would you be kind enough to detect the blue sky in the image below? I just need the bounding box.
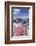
[12,7,29,16]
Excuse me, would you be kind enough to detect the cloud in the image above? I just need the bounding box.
[13,9,21,15]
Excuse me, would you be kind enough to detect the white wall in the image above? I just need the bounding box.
[0,0,36,46]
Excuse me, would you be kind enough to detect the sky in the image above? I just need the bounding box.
[12,7,29,16]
